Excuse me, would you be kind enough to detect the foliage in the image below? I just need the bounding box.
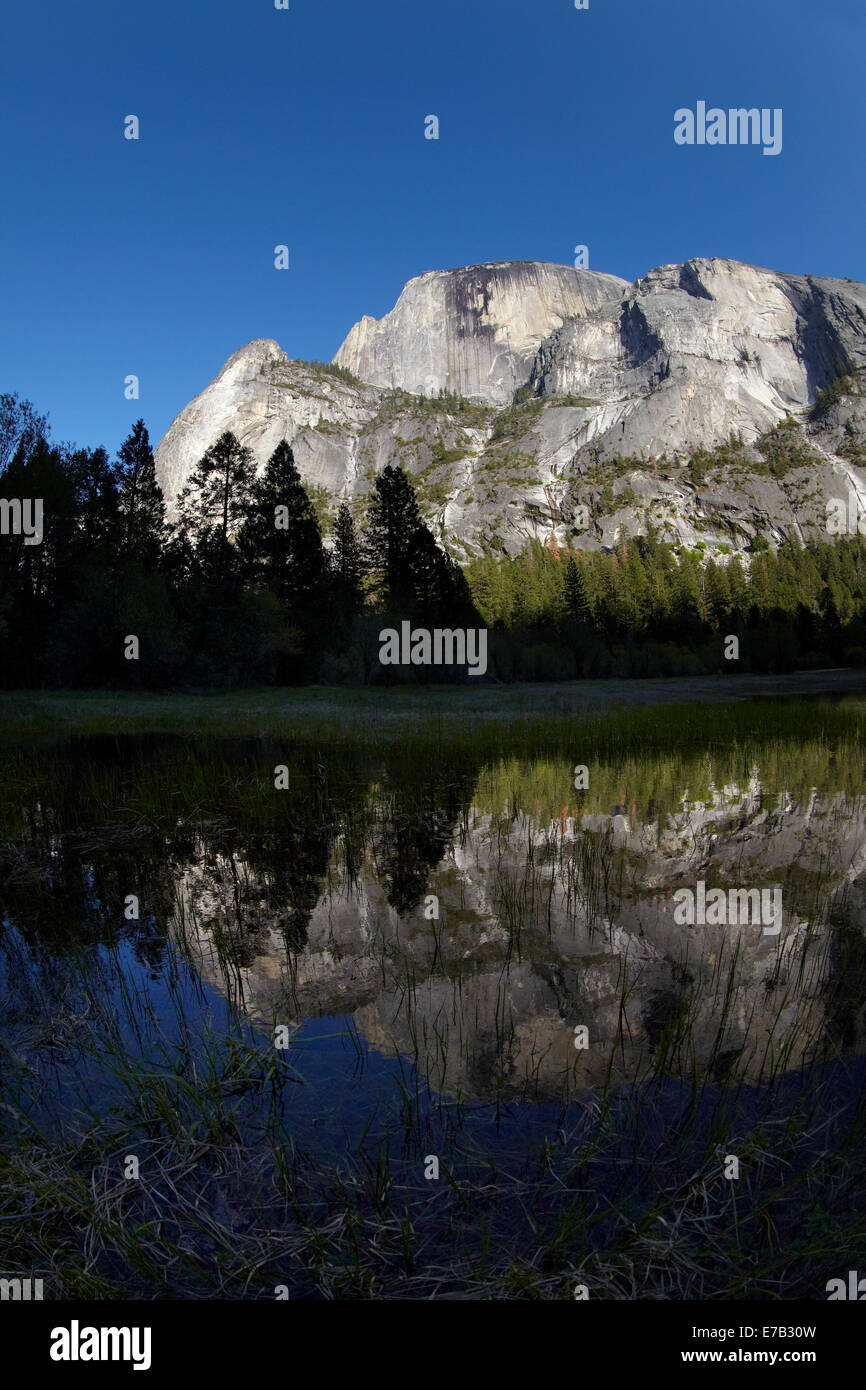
[295,359,362,387]
[809,358,863,420]
[756,417,821,478]
[3,386,866,689]
[464,527,866,681]
[490,399,544,442]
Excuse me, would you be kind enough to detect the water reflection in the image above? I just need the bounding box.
[168,755,866,1099]
[3,727,865,1105]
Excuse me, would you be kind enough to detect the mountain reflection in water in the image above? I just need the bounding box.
[164,748,866,1100]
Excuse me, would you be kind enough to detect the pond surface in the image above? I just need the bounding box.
[2,700,866,1297]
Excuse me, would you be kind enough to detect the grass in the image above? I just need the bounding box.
[0,669,864,740]
[3,953,865,1298]
[1,692,866,1298]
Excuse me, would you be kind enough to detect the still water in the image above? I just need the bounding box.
[2,703,865,1296]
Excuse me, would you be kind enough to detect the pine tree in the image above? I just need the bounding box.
[41,444,122,684]
[175,431,256,580]
[726,554,750,621]
[0,392,48,475]
[237,441,324,612]
[363,465,425,610]
[410,526,467,620]
[331,503,363,612]
[117,420,165,562]
[704,559,732,628]
[0,439,74,686]
[564,556,590,624]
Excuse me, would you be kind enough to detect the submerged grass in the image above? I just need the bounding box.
[1,693,865,1298]
[2,964,865,1300]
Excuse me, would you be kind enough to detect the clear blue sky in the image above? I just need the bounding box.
[1,0,863,455]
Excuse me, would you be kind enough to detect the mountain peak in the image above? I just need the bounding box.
[333,260,628,404]
[155,255,866,560]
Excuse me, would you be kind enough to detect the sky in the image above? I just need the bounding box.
[1,0,864,455]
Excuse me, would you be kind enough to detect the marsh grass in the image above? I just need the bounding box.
[3,977,865,1299]
[1,695,865,1298]
[0,673,863,742]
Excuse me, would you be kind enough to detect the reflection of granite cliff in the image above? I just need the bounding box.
[173,779,866,1100]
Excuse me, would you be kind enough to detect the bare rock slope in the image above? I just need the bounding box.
[333,261,628,404]
[155,258,866,557]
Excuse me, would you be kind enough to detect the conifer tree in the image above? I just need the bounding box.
[0,392,48,475]
[175,431,256,580]
[363,465,425,609]
[564,556,591,624]
[237,440,324,612]
[117,420,165,562]
[331,503,364,613]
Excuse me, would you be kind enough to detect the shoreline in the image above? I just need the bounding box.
[0,667,863,739]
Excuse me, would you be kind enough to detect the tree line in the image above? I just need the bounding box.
[0,395,473,687]
[466,530,866,679]
[1,391,865,687]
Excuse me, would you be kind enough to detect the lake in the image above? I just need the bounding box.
[2,695,865,1298]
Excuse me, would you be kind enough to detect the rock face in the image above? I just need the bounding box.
[154,339,379,510]
[530,259,866,457]
[155,257,866,558]
[333,261,628,404]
